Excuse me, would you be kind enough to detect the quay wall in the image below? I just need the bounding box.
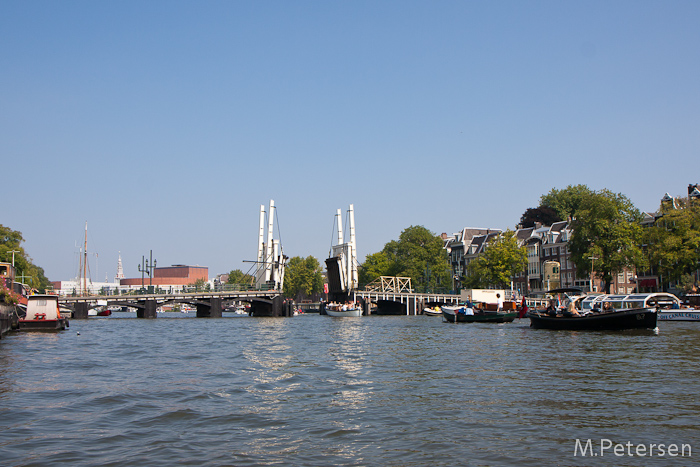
[0,303,15,339]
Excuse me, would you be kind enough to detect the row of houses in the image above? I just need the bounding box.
[443,183,700,296]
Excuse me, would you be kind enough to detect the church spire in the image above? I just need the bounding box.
[115,252,124,281]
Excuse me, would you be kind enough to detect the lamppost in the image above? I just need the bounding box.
[138,250,157,292]
[588,256,598,292]
[424,263,431,294]
[8,250,20,267]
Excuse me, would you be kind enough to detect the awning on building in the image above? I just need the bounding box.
[638,278,658,287]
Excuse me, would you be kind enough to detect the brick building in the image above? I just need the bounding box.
[119,265,208,288]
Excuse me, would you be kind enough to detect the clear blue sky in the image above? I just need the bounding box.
[2,1,699,282]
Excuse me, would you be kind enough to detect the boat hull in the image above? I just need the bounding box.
[528,308,657,330]
[18,318,69,331]
[658,309,700,321]
[442,307,516,323]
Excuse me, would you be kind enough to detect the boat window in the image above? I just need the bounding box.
[628,294,648,300]
[36,300,47,306]
[622,301,643,309]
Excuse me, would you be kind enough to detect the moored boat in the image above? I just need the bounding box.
[19,294,69,331]
[423,306,442,316]
[89,307,112,316]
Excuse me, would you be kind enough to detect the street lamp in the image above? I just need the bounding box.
[588,256,598,292]
[8,250,20,267]
[138,250,157,292]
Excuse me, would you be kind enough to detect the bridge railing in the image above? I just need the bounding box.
[56,283,279,298]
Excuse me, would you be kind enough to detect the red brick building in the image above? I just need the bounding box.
[120,265,208,287]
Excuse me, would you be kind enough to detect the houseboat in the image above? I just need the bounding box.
[18,295,69,331]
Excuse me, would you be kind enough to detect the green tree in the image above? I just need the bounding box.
[519,206,562,228]
[540,184,595,220]
[190,278,207,292]
[644,201,700,289]
[358,251,391,287]
[569,190,647,293]
[227,269,254,287]
[463,230,527,289]
[0,224,51,292]
[380,225,451,292]
[283,256,323,299]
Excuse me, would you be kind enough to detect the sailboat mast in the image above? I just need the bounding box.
[83,221,88,295]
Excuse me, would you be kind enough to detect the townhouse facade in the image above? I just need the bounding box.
[443,227,502,291]
[446,221,637,297]
[636,183,700,293]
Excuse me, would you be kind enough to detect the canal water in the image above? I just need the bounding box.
[1,314,698,466]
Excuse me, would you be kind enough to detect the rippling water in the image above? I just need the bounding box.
[1,314,698,466]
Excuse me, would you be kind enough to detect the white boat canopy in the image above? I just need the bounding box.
[580,292,680,311]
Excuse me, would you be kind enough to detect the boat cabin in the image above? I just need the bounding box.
[24,295,61,321]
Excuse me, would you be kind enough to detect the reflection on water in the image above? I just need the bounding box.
[0,316,697,466]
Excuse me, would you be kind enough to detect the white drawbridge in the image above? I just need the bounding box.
[254,200,286,291]
[326,204,358,296]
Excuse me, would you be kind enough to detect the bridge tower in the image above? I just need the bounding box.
[325,204,359,303]
[254,200,286,291]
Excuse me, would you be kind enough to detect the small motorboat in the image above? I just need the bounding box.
[527,291,668,331]
[423,306,442,316]
[441,305,516,323]
[325,302,362,317]
[18,295,69,331]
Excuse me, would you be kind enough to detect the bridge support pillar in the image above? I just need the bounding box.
[197,298,222,318]
[273,296,284,317]
[73,302,89,319]
[360,297,371,316]
[210,297,222,318]
[137,300,157,319]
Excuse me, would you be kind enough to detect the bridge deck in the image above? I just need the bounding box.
[353,291,460,315]
[58,290,282,304]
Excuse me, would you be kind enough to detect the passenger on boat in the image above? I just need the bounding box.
[464,296,474,308]
[496,294,504,311]
[518,297,528,319]
[546,300,557,317]
[602,302,612,312]
[562,301,580,317]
